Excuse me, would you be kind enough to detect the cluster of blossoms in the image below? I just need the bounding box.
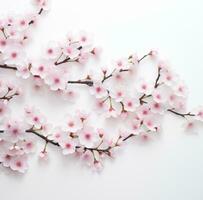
[0,0,48,78]
[0,1,100,95]
[30,31,100,92]
[0,0,203,173]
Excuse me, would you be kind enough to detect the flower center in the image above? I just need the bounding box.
[68,121,74,127]
[16,161,22,167]
[11,52,17,59]
[96,87,101,93]
[85,133,91,140]
[65,143,72,149]
[54,78,60,84]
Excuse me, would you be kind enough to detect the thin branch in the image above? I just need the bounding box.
[154,67,161,88]
[167,109,195,118]
[26,129,60,146]
[29,8,44,25]
[67,80,93,87]
[0,64,17,70]
[139,94,152,105]
[101,69,129,83]
[122,133,135,142]
[138,54,149,63]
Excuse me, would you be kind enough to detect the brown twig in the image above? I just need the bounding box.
[154,67,161,88]
[138,54,149,63]
[167,109,195,118]
[0,64,17,70]
[67,80,93,87]
[29,8,44,25]
[54,57,77,65]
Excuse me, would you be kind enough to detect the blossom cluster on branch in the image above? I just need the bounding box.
[0,0,203,173]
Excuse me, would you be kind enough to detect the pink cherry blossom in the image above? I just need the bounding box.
[89,82,108,99]
[160,69,177,86]
[94,99,108,114]
[139,131,152,141]
[44,69,67,91]
[149,101,165,114]
[183,120,198,134]
[21,139,36,154]
[78,31,92,46]
[44,42,61,60]
[168,94,186,111]
[112,70,126,82]
[64,114,83,132]
[173,80,188,97]
[78,126,98,148]
[50,127,65,143]
[114,58,129,70]
[123,97,139,112]
[62,44,80,59]
[15,16,29,31]
[136,79,154,95]
[152,86,168,103]
[31,62,50,78]
[193,106,203,121]
[143,115,159,132]
[3,44,26,66]
[3,119,26,143]
[59,137,76,155]
[10,155,28,173]
[25,107,46,129]
[16,64,30,79]
[136,105,151,119]
[110,88,126,102]
[62,86,78,102]
[127,120,141,135]
[0,153,13,168]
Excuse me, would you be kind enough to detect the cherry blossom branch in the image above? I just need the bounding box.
[26,129,59,146]
[101,53,150,84]
[101,69,129,83]
[0,0,202,174]
[21,128,137,158]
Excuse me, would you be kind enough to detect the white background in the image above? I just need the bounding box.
[0,0,203,200]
